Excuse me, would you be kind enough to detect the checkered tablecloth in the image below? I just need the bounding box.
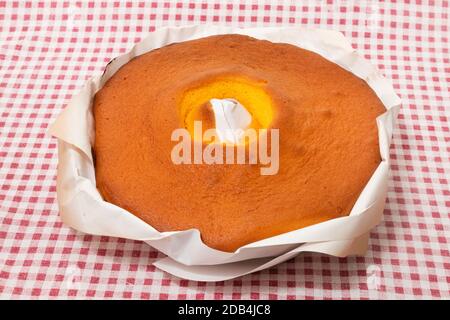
[0,0,449,300]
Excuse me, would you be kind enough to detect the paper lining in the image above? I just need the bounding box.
[49,26,401,281]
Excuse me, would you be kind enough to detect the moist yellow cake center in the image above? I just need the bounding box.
[179,77,274,142]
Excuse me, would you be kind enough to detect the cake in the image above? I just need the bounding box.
[93,34,386,252]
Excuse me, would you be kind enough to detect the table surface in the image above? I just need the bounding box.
[0,0,449,300]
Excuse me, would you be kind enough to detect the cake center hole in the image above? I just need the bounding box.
[179,77,275,143]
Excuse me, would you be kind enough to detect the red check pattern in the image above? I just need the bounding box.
[0,0,449,300]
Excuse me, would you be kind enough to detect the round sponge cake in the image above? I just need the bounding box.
[93,34,386,252]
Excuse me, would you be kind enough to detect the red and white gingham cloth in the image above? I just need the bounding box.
[0,0,449,300]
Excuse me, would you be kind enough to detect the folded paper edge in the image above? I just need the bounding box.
[154,232,371,282]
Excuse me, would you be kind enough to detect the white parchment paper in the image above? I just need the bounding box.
[49,26,401,281]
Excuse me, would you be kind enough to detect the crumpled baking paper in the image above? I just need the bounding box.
[49,25,401,281]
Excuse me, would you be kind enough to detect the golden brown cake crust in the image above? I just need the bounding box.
[93,34,386,252]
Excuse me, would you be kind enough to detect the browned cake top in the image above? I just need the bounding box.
[93,34,385,252]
